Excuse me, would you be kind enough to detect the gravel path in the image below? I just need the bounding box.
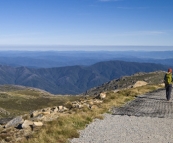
[70,89,173,143]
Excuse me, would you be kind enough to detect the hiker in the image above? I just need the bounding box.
[164,68,173,101]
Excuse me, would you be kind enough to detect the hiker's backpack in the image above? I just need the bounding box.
[164,73,172,85]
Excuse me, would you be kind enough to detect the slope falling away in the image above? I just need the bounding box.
[0,60,168,94]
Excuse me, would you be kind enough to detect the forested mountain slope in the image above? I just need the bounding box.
[0,60,168,94]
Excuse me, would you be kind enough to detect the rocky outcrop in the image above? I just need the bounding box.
[2,73,164,143]
[0,71,164,142]
[132,81,148,88]
[85,71,165,96]
[0,92,107,143]
[5,116,24,128]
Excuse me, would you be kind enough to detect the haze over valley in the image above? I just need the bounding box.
[0,50,171,94]
[0,50,173,68]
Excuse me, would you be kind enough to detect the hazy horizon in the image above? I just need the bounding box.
[0,45,172,51]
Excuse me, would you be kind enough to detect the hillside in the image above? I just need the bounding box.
[0,70,166,119]
[0,71,165,143]
[0,60,168,94]
[0,85,80,118]
[85,71,165,95]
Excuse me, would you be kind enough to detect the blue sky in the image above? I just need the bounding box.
[0,0,173,51]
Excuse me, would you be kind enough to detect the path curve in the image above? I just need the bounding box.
[70,89,173,143]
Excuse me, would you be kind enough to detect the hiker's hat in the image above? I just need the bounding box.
[168,68,172,73]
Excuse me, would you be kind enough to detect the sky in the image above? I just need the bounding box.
[0,0,173,51]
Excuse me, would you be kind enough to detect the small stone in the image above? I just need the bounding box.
[58,106,63,110]
[33,122,43,127]
[99,93,106,99]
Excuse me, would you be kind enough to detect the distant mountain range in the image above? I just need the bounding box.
[0,51,173,68]
[0,60,168,94]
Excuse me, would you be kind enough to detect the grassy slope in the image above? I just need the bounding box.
[0,85,80,118]
[23,84,164,143]
[85,71,165,95]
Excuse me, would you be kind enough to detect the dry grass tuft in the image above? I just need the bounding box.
[22,84,163,143]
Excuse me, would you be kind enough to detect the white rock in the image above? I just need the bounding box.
[42,111,50,115]
[58,106,63,110]
[99,93,106,99]
[31,111,41,117]
[33,122,43,127]
[22,120,33,129]
[132,81,148,88]
[52,106,59,112]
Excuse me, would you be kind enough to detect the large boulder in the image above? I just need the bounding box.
[22,120,33,129]
[0,118,13,125]
[5,116,24,128]
[132,81,148,88]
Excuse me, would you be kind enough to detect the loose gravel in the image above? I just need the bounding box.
[70,89,173,143]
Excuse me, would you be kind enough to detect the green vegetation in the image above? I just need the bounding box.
[0,85,80,118]
[23,84,163,143]
[86,71,165,95]
[0,61,167,95]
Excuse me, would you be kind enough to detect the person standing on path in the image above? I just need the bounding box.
[164,68,173,101]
